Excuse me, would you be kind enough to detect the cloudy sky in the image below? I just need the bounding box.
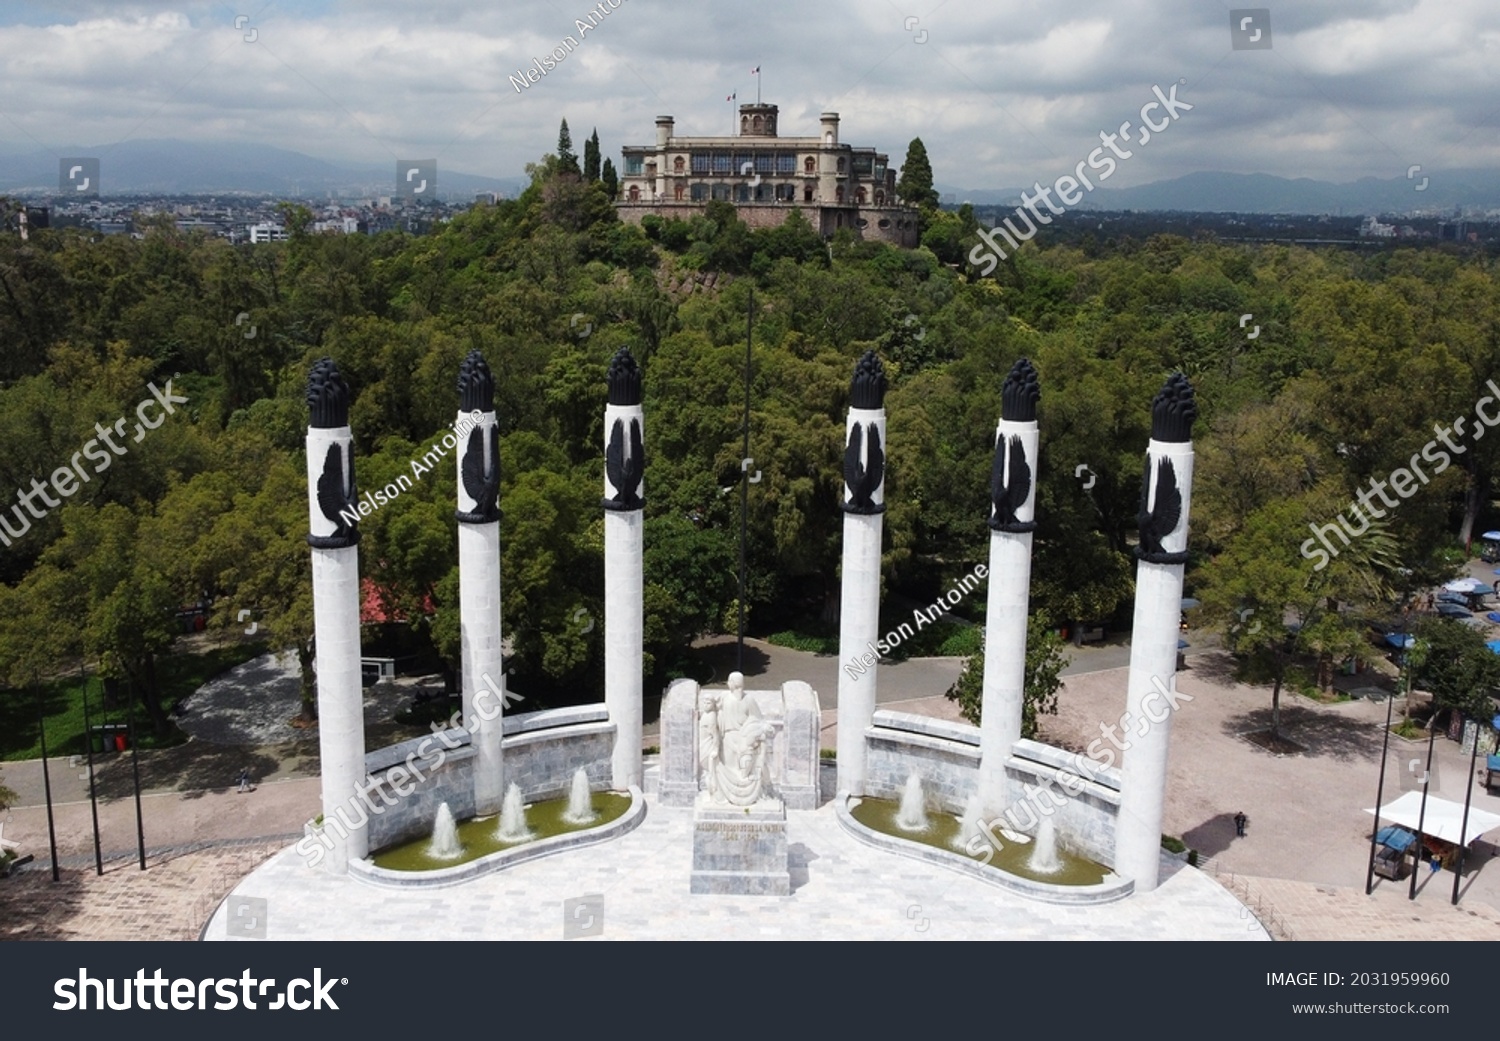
[0,0,1496,190]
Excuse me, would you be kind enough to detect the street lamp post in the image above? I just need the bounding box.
[1450,714,1490,904]
[1367,612,1408,894]
[32,683,60,883]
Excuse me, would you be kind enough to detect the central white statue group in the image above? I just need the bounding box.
[699,672,778,806]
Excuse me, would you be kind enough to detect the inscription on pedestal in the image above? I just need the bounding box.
[689,795,791,895]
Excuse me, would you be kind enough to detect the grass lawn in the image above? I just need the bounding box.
[0,639,270,761]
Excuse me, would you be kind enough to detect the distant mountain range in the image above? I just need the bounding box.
[942,168,1500,215]
[0,139,524,199]
[1,138,1496,214]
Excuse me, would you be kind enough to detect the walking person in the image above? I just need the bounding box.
[237,768,253,794]
[1234,811,1248,837]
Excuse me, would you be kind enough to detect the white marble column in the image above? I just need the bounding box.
[1116,374,1197,893]
[603,349,645,791]
[836,352,888,797]
[305,360,367,873]
[456,351,504,815]
[978,359,1040,813]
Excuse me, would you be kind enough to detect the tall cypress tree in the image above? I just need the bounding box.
[601,157,619,199]
[896,137,940,210]
[584,128,601,182]
[557,119,580,176]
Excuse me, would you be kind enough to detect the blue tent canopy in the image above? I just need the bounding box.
[1376,825,1416,851]
[1385,632,1415,649]
[1488,640,1500,656]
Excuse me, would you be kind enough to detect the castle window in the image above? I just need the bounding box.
[673,156,685,173]
[835,185,844,202]
[692,154,710,173]
[875,191,885,205]
[776,183,796,202]
[837,157,845,173]
[712,154,732,173]
[776,154,796,173]
[628,185,640,201]
[755,183,772,202]
[752,115,763,132]
[691,183,709,201]
[712,184,731,201]
[756,155,774,173]
[856,187,866,204]
[674,183,685,200]
[625,156,643,175]
[803,186,813,202]
[803,157,815,174]
[878,218,890,229]
[736,184,751,203]
[741,116,749,132]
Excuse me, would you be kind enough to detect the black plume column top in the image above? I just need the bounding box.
[1000,358,1040,423]
[849,350,888,410]
[307,357,351,428]
[607,348,643,407]
[458,349,496,412]
[1150,372,1197,443]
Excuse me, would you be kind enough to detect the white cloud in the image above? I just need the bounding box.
[0,0,1493,190]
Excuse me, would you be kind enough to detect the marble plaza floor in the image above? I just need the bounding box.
[205,771,1267,942]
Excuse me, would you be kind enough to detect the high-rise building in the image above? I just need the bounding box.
[615,103,920,247]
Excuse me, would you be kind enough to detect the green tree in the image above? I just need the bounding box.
[584,128,601,182]
[946,615,1068,738]
[1410,616,1500,724]
[557,119,580,177]
[896,138,940,211]
[601,158,619,199]
[1195,494,1394,738]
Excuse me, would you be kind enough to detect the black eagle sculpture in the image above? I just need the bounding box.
[1136,455,1185,563]
[990,358,1040,531]
[989,434,1035,532]
[603,417,645,512]
[842,421,886,515]
[306,359,360,549]
[310,442,360,549]
[456,423,501,524]
[1135,373,1196,564]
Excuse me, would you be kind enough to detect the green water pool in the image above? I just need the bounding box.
[850,797,1111,887]
[372,792,632,872]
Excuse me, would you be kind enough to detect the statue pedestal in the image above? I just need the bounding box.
[689,794,790,896]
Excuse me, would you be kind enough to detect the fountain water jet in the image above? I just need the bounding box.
[563,768,598,825]
[895,774,930,833]
[953,794,985,852]
[497,783,535,843]
[1029,817,1063,874]
[428,802,463,859]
